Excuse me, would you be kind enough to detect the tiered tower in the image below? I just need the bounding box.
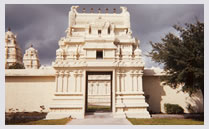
[23,45,40,69]
[5,28,23,68]
[46,6,150,119]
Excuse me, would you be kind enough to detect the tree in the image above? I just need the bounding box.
[8,63,25,69]
[149,21,204,96]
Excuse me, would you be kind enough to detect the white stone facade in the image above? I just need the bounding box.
[5,28,23,68]
[5,69,203,115]
[46,6,149,119]
[23,45,40,69]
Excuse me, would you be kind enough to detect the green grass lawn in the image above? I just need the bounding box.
[87,105,111,112]
[9,118,71,125]
[128,118,204,125]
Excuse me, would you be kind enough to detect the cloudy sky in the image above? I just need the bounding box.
[5,4,204,68]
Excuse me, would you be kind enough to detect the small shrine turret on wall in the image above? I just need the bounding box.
[5,28,23,68]
[23,45,40,69]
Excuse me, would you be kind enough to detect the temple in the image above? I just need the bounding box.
[5,6,203,120]
[23,45,40,69]
[5,28,23,68]
[47,6,150,119]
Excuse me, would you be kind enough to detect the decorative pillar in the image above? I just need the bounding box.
[74,71,78,92]
[77,74,81,92]
[63,71,67,92]
[116,70,120,92]
[112,69,116,113]
[131,73,134,91]
[57,71,63,92]
[80,74,83,92]
[55,71,59,92]
[136,75,139,91]
[65,71,70,92]
[61,71,64,92]
[122,74,126,92]
[138,74,143,92]
[134,74,139,91]
[79,70,83,92]
[120,74,124,92]
[121,70,126,92]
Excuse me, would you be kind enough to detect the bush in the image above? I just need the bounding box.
[8,63,25,69]
[164,103,184,114]
[186,104,197,113]
[5,112,47,124]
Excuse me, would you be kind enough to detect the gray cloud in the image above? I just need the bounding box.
[5,4,204,68]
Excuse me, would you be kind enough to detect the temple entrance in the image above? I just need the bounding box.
[85,71,112,113]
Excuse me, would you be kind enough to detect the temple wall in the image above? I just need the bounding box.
[5,76,55,112]
[143,75,204,113]
[5,69,55,112]
[5,69,204,114]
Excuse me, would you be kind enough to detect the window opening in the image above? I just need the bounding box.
[96,51,103,59]
[98,30,102,35]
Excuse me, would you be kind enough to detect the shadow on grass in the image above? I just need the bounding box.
[184,113,204,121]
[151,113,204,122]
[87,105,111,112]
[9,118,71,125]
[127,118,204,125]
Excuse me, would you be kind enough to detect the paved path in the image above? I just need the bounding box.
[67,112,132,125]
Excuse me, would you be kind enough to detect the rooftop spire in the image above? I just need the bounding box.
[98,8,101,13]
[105,8,108,13]
[113,8,116,13]
[8,27,11,31]
[82,8,86,13]
[90,8,94,13]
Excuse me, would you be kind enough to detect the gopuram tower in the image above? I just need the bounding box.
[23,45,40,69]
[46,6,150,119]
[5,28,23,68]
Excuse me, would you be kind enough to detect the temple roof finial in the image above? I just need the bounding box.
[106,8,108,13]
[8,27,11,31]
[98,8,101,13]
[82,8,86,13]
[90,8,94,13]
[31,44,33,48]
[113,8,116,13]
[71,6,79,13]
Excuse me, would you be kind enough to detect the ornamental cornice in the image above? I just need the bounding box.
[53,61,87,68]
